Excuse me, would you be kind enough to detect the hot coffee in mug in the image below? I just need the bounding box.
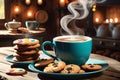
[56,36,88,42]
[41,35,92,66]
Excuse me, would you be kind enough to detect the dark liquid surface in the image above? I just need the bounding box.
[56,36,88,42]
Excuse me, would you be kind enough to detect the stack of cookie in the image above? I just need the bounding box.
[13,38,40,62]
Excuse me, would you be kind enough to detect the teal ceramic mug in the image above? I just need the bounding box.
[25,21,40,30]
[41,35,92,66]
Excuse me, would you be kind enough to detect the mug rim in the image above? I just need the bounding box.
[25,20,38,22]
[53,35,92,43]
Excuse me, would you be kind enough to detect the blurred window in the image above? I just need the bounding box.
[0,0,5,19]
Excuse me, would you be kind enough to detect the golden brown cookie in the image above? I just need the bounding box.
[6,68,27,75]
[15,53,40,61]
[34,58,54,67]
[13,38,39,46]
[61,64,80,74]
[17,27,29,33]
[14,44,40,52]
[44,61,66,73]
[16,49,39,55]
[81,64,102,71]
[13,56,40,62]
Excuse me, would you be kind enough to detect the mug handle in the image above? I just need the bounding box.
[4,23,9,30]
[41,41,59,61]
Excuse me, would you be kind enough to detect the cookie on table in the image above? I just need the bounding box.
[81,64,102,71]
[44,61,66,73]
[17,27,29,33]
[6,68,27,75]
[13,38,39,46]
[34,58,54,67]
[61,64,80,74]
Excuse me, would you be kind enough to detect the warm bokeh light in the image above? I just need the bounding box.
[92,4,96,12]
[14,6,20,14]
[26,0,31,5]
[59,0,65,7]
[27,11,32,17]
[114,18,118,23]
[105,19,109,23]
[27,10,33,18]
[95,18,99,23]
[37,0,42,5]
[110,18,113,23]
[65,0,69,5]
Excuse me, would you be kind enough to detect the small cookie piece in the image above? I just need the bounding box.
[35,58,54,67]
[61,64,80,74]
[6,68,26,75]
[81,64,102,71]
[13,38,39,46]
[44,61,66,73]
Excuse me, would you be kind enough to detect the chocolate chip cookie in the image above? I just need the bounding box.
[44,61,66,73]
[81,64,102,71]
[61,64,81,74]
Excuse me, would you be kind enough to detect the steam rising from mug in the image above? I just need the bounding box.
[60,0,106,35]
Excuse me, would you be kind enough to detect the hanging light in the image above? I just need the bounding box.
[59,0,65,7]
[92,4,96,12]
[25,0,31,5]
[37,0,43,5]
[14,5,20,14]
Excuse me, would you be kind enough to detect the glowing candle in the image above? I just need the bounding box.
[59,0,65,7]
[114,18,118,23]
[14,6,20,14]
[95,18,99,23]
[26,0,31,5]
[110,18,113,23]
[105,19,109,23]
[37,0,42,5]
[27,11,32,18]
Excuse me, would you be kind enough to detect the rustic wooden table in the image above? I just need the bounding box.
[0,47,120,80]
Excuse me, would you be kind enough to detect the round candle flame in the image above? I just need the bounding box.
[26,0,31,5]
[14,6,20,14]
[37,0,43,5]
[59,0,65,7]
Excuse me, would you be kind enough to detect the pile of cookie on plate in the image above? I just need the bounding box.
[13,38,40,62]
[34,58,103,74]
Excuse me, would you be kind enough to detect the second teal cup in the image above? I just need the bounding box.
[25,21,40,30]
[41,35,92,66]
